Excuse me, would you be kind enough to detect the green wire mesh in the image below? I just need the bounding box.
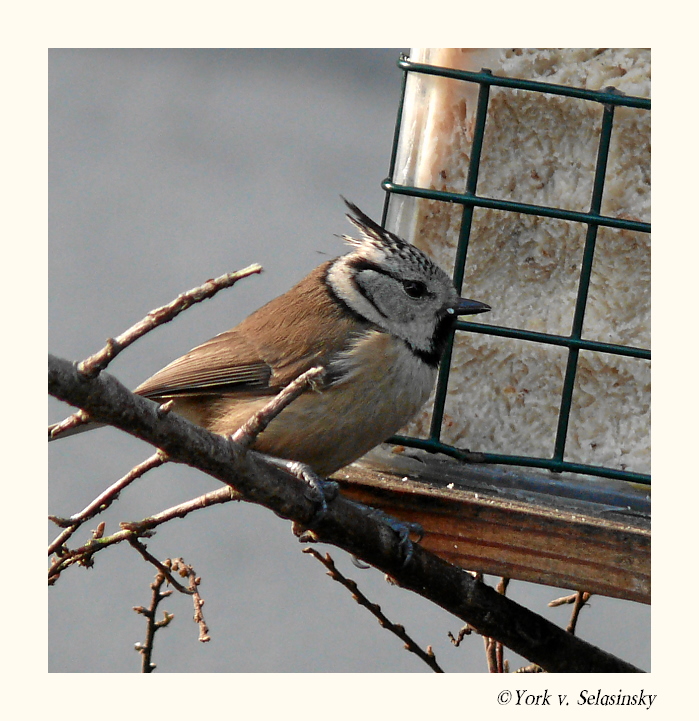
[381,54,650,487]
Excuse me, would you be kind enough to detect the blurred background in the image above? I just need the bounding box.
[49,48,650,672]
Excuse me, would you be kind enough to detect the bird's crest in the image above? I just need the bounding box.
[340,197,409,253]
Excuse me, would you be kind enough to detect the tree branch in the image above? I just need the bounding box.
[48,485,242,584]
[133,571,174,673]
[49,264,262,440]
[48,451,167,555]
[48,352,643,673]
[78,264,263,378]
[304,548,444,672]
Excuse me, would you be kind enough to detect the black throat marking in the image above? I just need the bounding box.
[323,258,454,369]
[409,312,455,368]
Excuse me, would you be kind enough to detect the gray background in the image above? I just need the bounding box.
[49,48,649,673]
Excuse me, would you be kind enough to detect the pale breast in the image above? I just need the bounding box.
[224,330,437,475]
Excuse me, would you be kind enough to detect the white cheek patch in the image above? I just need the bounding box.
[326,259,389,328]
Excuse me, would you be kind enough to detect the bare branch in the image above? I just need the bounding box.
[48,451,167,555]
[549,591,591,608]
[134,571,174,673]
[483,577,510,672]
[78,264,263,378]
[48,264,262,440]
[304,548,444,672]
[549,592,578,607]
[48,485,241,584]
[448,625,474,647]
[496,577,510,594]
[49,363,325,573]
[48,353,644,673]
[484,636,498,673]
[133,557,210,672]
[128,539,193,595]
[170,558,210,643]
[231,366,325,447]
[48,409,91,439]
[548,590,592,634]
[566,592,592,635]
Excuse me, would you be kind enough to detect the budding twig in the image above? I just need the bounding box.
[128,539,193,595]
[78,264,263,378]
[303,547,444,673]
[134,571,174,673]
[48,263,263,439]
[482,577,510,673]
[47,408,91,439]
[48,362,328,583]
[231,366,325,448]
[566,591,592,635]
[172,558,210,643]
[48,451,168,556]
[48,485,241,584]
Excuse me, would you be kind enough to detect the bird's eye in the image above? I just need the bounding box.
[402,280,428,299]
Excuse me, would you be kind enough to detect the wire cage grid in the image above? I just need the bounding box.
[381,55,651,487]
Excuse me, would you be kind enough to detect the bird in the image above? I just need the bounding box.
[51,200,490,483]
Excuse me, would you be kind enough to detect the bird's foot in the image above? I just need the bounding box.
[287,460,339,525]
[354,503,423,567]
[260,454,338,525]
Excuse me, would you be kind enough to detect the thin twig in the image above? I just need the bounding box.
[50,361,322,566]
[448,624,474,647]
[497,638,509,673]
[48,409,91,439]
[48,451,167,556]
[231,366,325,447]
[50,357,322,574]
[169,558,211,643]
[133,557,210,672]
[78,264,262,378]
[483,577,510,672]
[548,590,592,634]
[48,264,263,441]
[134,571,174,673]
[303,547,444,673]
[549,591,585,607]
[48,485,241,584]
[128,539,193,594]
[496,577,510,594]
[566,591,592,635]
[484,636,498,673]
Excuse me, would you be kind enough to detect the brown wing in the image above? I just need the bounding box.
[135,262,371,400]
[134,328,273,398]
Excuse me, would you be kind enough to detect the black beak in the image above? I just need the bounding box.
[453,297,491,316]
